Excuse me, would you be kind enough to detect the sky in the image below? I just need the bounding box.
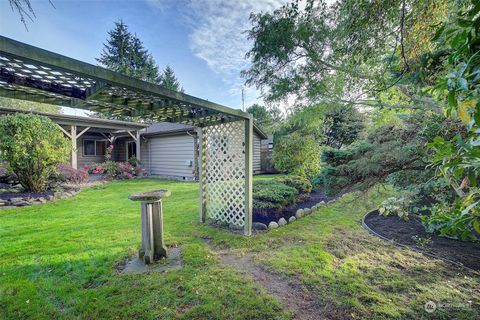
[0,0,288,116]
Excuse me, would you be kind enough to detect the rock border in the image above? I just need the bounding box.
[0,179,112,209]
[253,198,338,231]
[0,190,80,209]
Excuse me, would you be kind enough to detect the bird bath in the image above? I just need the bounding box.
[129,189,171,264]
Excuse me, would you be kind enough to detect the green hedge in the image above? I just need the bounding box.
[253,180,298,211]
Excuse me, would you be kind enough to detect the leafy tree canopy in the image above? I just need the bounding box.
[274,102,364,148]
[243,0,452,111]
[246,104,283,133]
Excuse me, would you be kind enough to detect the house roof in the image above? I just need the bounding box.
[142,121,268,139]
[0,106,148,131]
[0,36,251,127]
[142,121,196,136]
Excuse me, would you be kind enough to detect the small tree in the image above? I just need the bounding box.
[272,132,320,178]
[0,114,70,191]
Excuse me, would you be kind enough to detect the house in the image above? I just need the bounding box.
[0,107,268,180]
[140,121,268,181]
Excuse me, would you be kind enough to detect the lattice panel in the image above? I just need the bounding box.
[202,121,246,226]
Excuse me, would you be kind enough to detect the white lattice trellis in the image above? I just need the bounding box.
[201,121,247,228]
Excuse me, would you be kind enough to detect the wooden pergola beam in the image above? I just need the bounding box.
[0,36,250,124]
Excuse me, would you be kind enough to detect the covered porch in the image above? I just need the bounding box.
[0,107,148,169]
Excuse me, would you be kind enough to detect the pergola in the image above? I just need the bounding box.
[0,36,254,235]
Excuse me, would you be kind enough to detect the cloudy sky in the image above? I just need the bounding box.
[0,0,288,115]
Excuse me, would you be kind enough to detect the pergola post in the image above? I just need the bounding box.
[127,130,141,161]
[198,128,206,223]
[70,125,77,169]
[244,116,253,236]
[136,130,141,162]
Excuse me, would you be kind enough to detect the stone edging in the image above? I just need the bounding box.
[361,210,477,273]
[253,199,337,231]
[0,190,80,209]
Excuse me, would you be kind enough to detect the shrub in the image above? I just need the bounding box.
[272,132,321,178]
[422,189,480,241]
[378,197,416,221]
[104,144,114,161]
[83,163,105,175]
[102,161,118,176]
[55,163,89,184]
[0,114,70,191]
[253,180,298,213]
[128,156,140,167]
[278,175,312,194]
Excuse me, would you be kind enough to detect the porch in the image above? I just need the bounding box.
[0,107,148,169]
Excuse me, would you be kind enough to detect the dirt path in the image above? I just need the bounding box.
[215,250,328,320]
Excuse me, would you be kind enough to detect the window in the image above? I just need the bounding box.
[127,141,136,159]
[83,139,106,156]
[96,141,106,156]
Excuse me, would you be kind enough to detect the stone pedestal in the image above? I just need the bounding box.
[129,189,170,264]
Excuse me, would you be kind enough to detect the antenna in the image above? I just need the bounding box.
[241,87,245,112]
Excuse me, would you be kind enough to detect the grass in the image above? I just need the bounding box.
[0,176,478,319]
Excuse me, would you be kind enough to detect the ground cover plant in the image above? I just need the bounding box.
[0,177,478,319]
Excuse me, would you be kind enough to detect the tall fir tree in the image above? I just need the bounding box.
[97,20,160,84]
[159,65,184,92]
[93,20,185,120]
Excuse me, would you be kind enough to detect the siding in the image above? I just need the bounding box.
[141,134,196,180]
[253,133,262,174]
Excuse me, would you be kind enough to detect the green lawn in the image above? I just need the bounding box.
[0,177,478,319]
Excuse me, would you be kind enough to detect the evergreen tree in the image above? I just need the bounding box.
[159,65,184,92]
[97,20,160,84]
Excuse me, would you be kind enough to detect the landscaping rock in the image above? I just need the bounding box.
[37,197,46,203]
[295,209,304,219]
[289,216,296,223]
[304,208,311,215]
[318,201,325,206]
[252,222,268,230]
[278,217,287,226]
[228,223,243,231]
[268,221,279,229]
[46,195,54,201]
[12,200,29,207]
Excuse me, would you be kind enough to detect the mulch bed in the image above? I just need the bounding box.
[253,189,338,224]
[364,210,480,271]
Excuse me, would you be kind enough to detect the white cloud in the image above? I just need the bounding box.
[147,0,288,108]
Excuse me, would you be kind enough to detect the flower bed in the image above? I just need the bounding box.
[252,175,340,231]
[83,161,145,179]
